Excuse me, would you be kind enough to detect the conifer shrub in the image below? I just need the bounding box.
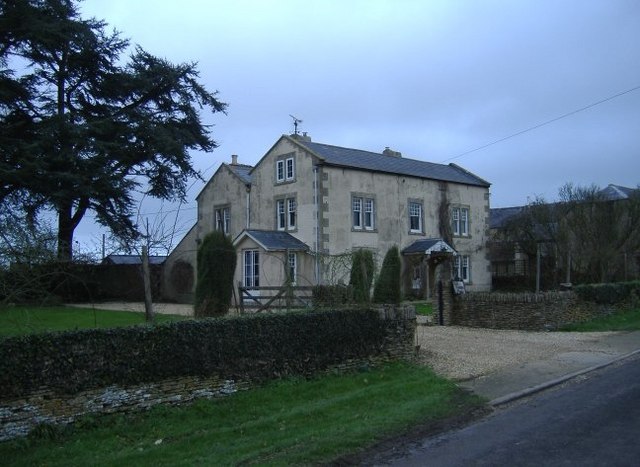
[349,249,375,303]
[373,246,401,304]
[194,231,236,317]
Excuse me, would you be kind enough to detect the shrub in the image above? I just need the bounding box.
[574,281,640,305]
[349,249,375,303]
[194,231,236,317]
[312,284,353,308]
[373,246,401,304]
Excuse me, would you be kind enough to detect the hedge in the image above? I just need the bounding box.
[0,309,403,398]
[574,281,640,305]
[312,285,354,307]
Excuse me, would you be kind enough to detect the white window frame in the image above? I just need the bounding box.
[452,208,460,236]
[364,198,375,230]
[287,198,297,229]
[353,197,363,229]
[287,252,297,284]
[409,201,423,233]
[453,255,471,283]
[452,207,469,236]
[352,195,375,231]
[461,207,469,236]
[286,157,295,180]
[276,199,286,230]
[276,159,285,183]
[244,250,260,287]
[215,206,230,234]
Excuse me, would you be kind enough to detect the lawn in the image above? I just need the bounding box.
[0,306,188,337]
[0,362,485,466]
[414,302,434,316]
[559,307,640,332]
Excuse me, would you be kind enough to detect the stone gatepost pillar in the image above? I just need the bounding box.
[434,259,454,325]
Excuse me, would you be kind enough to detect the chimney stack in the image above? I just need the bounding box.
[382,147,402,157]
[231,154,238,165]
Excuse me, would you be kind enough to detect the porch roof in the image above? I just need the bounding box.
[233,230,310,252]
[402,238,457,256]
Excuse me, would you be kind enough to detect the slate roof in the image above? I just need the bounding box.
[228,164,253,184]
[234,230,309,251]
[489,206,525,229]
[600,184,637,200]
[102,254,167,265]
[296,140,490,187]
[402,238,456,255]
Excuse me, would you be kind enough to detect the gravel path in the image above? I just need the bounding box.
[416,326,617,381]
[69,302,195,316]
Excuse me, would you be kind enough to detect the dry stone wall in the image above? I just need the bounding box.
[0,306,416,441]
[451,291,613,330]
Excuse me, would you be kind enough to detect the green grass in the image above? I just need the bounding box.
[0,362,484,466]
[0,306,188,337]
[414,302,434,316]
[559,307,640,332]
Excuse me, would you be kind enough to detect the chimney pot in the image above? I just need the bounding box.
[231,154,238,165]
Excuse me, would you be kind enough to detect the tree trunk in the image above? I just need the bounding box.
[56,198,89,261]
[57,203,74,262]
[142,245,154,323]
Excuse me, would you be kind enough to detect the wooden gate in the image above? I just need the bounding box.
[237,283,314,312]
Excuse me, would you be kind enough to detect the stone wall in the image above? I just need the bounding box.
[451,291,613,330]
[0,306,415,441]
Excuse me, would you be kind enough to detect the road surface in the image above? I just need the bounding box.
[372,354,640,466]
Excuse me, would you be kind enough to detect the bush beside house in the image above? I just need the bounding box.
[195,231,236,317]
[373,246,402,304]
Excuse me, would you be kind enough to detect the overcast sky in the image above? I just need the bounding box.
[76,0,640,254]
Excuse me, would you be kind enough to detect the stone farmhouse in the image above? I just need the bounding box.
[163,134,492,303]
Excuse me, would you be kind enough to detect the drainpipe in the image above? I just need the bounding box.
[314,165,320,284]
[245,185,251,229]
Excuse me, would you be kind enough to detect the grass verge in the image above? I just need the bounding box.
[559,307,640,332]
[0,362,485,466]
[0,306,188,337]
[414,302,433,316]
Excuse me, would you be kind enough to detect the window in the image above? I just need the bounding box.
[453,255,470,283]
[286,157,295,180]
[409,201,423,233]
[276,157,295,183]
[287,252,297,284]
[276,160,285,182]
[276,199,286,230]
[276,197,296,231]
[352,195,375,230]
[215,207,230,234]
[287,198,297,229]
[244,250,260,287]
[452,207,469,236]
[364,198,375,230]
[352,197,362,229]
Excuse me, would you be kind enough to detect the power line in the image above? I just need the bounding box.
[440,84,640,163]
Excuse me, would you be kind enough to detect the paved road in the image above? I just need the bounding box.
[373,354,640,466]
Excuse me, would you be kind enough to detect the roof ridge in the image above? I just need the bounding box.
[307,140,443,166]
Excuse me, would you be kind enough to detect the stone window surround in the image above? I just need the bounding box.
[351,192,377,232]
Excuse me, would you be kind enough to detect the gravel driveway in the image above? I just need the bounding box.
[416,326,617,381]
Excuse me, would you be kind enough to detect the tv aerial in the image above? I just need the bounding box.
[289,115,303,135]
